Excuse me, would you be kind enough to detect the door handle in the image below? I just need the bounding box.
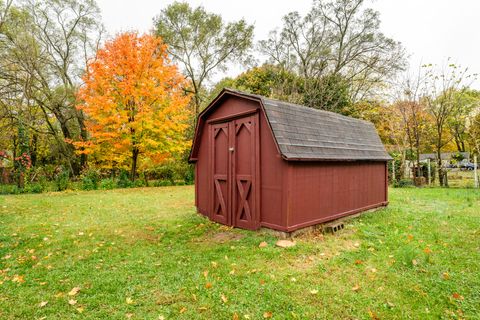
[229,147,234,152]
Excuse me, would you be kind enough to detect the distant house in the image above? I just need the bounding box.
[419,152,469,162]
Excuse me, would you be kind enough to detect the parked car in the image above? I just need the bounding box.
[459,160,477,171]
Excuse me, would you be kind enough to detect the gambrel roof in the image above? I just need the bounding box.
[190,88,391,161]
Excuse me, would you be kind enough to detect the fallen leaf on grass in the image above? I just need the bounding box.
[68,287,80,296]
[221,294,228,303]
[263,311,272,318]
[352,284,360,292]
[76,307,84,313]
[452,293,464,300]
[69,299,77,305]
[368,308,379,320]
[354,259,363,265]
[12,275,25,283]
[232,312,239,320]
[423,247,432,254]
[310,289,318,295]
[126,297,134,305]
[39,301,48,308]
[205,282,212,289]
[442,272,450,280]
[258,241,268,248]
[179,307,187,313]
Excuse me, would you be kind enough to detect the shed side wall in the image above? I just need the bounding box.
[258,112,287,229]
[195,126,209,216]
[287,161,387,231]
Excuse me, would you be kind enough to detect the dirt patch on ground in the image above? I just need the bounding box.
[288,228,361,271]
[211,231,245,243]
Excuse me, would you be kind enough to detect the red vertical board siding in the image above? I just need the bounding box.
[195,126,210,216]
[207,96,259,120]
[258,113,286,229]
[287,161,387,230]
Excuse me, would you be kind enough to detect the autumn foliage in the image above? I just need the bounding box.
[76,33,191,179]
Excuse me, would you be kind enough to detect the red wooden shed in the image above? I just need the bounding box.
[189,88,391,232]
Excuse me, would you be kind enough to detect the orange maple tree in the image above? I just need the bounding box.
[76,32,191,179]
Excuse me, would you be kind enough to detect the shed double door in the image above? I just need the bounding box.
[210,113,259,230]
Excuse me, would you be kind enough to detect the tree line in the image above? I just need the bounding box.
[0,0,478,191]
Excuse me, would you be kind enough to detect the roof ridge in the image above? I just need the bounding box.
[223,88,372,126]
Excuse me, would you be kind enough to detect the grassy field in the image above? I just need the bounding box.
[0,187,479,319]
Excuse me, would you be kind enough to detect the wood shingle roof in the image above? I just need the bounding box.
[227,89,391,161]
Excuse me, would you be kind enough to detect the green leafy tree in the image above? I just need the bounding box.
[423,62,475,186]
[447,89,480,152]
[154,2,254,116]
[468,112,480,155]
[0,0,104,176]
[210,64,351,114]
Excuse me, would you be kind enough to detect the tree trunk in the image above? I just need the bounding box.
[130,148,139,181]
[30,133,38,167]
[53,109,80,176]
[76,109,88,170]
[436,148,444,187]
[415,148,421,179]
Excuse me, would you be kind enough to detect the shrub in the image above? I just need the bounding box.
[183,164,194,184]
[156,164,175,184]
[0,184,21,195]
[133,179,146,188]
[54,168,69,191]
[154,180,173,187]
[393,179,415,188]
[81,169,100,190]
[116,170,132,188]
[24,183,44,194]
[100,178,116,190]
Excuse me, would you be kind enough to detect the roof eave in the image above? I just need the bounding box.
[282,157,392,162]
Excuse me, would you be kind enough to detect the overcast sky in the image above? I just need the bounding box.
[96,0,480,88]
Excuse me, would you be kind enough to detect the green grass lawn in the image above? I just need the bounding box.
[0,187,479,319]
